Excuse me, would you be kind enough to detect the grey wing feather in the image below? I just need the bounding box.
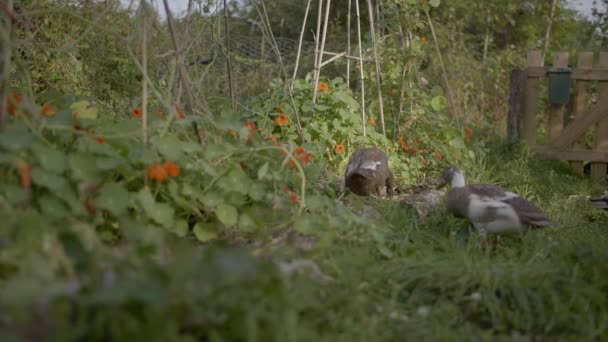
[467,184,508,197]
[502,196,551,227]
[468,184,551,227]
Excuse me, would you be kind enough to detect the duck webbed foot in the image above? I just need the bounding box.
[476,225,491,250]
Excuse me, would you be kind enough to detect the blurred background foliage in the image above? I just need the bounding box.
[2,0,608,340]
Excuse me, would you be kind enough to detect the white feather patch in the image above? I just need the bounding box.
[495,191,520,202]
[360,160,382,171]
[467,194,523,233]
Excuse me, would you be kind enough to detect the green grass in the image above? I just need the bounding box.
[284,139,608,341]
[2,138,607,341]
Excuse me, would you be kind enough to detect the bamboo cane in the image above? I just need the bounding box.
[312,0,324,101]
[223,0,235,108]
[291,0,313,90]
[312,0,332,103]
[355,0,366,140]
[366,0,386,139]
[346,0,352,88]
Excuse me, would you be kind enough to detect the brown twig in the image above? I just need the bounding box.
[161,0,202,144]
[140,0,149,186]
[366,0,386,139]
[542,0,558,61]
[395,26,407,138]
[223,0,235,108]
[426,10,458,121]
[312,0,324,102]
[291,0,312,90]
[312,0,331,104]
[174,0,195,104]
[0,0,14,131]
[355,0,366,141]
[346,0,352,88]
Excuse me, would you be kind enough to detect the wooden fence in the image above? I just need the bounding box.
[508,50,608,181]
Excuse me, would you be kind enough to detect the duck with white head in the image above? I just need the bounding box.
[437,166,551,248]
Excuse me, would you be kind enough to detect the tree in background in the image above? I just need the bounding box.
[11,0,165,111]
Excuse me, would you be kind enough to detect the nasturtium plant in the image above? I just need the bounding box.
[245,75,475,185]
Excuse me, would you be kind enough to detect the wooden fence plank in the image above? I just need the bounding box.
[549,95,608,148]
[534,147,608,162]
[523,50,543,146]
[570,52,593,175]
[548,52,569,142]
[507,69,527,143]
[528,67,608,80]
[591,52,608,181]
[573,69,608,81]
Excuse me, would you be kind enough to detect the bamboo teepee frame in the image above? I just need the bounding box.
[291,0,386,140]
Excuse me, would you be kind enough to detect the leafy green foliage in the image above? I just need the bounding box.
[246,76,475,184]
[3,1,608,340]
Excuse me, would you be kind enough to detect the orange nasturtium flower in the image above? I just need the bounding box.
[335,144,346,154]
[368,117,376,126]
[464,127,473,142]
[288,191,298,204]
[317,82,329,92]
[264,136,278,143]
[41,104,55,117]
[288,147,313,169]
[398,137,408,151]
[274,113,289,126]
[434,151,443,160]
[243,121,256,132]
[86,129,105,144]
[175,104,185,119]
[148,163,168,182]
[155,107,164,118]
[242,121,257,141]
[132,107,143,118]
[7,92,22,115]
[18,162,33,189]
[421,36,428,44]
[281,186,299,204]
[163,161,180,178]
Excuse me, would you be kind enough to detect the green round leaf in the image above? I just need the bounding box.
[193,222,218,242]
[215,203,238,227]
[31,144,67,173]
[95,182,130,215]
[172,219,189,237]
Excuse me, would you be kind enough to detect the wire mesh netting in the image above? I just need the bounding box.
[187,9,350,106]
[190,18,315,101]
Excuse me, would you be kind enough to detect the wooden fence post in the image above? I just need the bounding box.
[547,52,569,142]
[507,69,526,144]
[591,52,608,181]
[523,50,543,146]
[570,52,593,175]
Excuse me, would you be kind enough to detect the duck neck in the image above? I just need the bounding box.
[451,172,466,188]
